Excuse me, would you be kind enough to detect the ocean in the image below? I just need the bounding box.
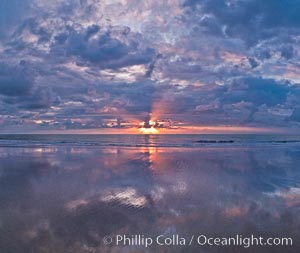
[0,134,299,252]
[0,134,300,147]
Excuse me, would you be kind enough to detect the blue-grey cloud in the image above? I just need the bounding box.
[223,78,290,107]
[0,63,33,96]
[0,0,31,39]
[0,0,299,130]
[184,0,300,46]
[51,25,155,69]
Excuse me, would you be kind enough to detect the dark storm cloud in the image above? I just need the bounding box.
[290,108,300,122]
[18,88,53,110]
[198,15,224,36]
[0,62,55,113]
[51,25,155,69]
[13,17,52,44]
[223,77,291,106]
[0,0,31,38]
[248,57,259,69]
[159,59,203,80]
[280,45,295,60]
[184,0,300,47]
[0,63,33,96]
[0,0,299,129]
[95,81,159,114]
[157,77,297,125]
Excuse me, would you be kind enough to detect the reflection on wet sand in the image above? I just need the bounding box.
[0,141,300,253]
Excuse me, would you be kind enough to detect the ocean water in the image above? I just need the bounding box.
[0,134,300,253]
[0,134,300,147]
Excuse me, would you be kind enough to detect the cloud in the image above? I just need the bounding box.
[223,77,291,106]
[52,26,155,69]
[0,0,299,129]
[248,57,259,69]
[183,0,300,46]
[0,0,31,38]
[280,45,295,60]
[0,61,56,114]
[291,108,300,122]
[0,62,33,96]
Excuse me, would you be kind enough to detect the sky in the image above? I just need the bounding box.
[0,0,300,133]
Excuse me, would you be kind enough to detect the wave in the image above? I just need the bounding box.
[0,135,300,148]
[195,140,234,143]
[266,140,300,143]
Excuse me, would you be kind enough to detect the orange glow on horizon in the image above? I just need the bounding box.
[18,125,293,135]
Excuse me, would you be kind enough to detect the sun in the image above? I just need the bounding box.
[139,127,159,134]
[137,113,160,134]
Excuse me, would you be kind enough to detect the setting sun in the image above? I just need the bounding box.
[139,127,159,134]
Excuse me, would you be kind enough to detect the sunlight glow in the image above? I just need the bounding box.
[139,127,159,134]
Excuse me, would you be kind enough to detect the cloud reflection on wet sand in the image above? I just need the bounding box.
[0,144,300,252]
